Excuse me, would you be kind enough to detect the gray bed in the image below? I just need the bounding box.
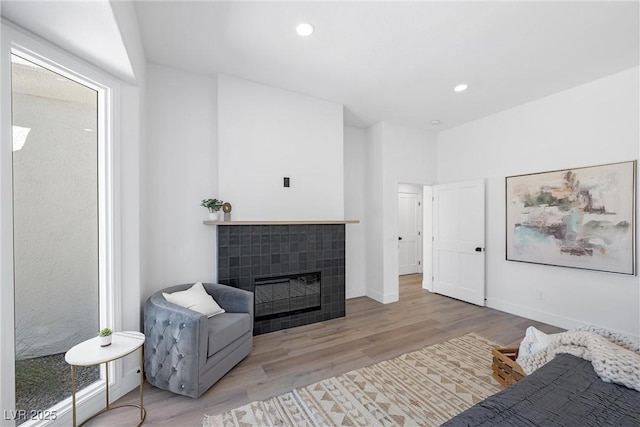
[442,353,640,426]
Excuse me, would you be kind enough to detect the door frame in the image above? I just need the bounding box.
[422,186,433,291]
[397,187,423,275]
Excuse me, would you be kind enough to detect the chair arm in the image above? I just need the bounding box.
[203,283,254,318]
[143,291,208,398]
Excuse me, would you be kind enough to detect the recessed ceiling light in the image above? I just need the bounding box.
[430,120,441,126]
[454,83,468,93]
[296,22,314,37]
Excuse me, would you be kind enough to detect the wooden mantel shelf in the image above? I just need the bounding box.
[203,220,360,225]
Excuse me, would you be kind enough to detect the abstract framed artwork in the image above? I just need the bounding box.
[506,161,636,275]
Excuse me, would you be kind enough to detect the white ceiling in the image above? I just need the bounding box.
[134,1,639,130]
[2,1,638,131]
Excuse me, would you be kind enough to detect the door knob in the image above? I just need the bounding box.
[475,247,483,252]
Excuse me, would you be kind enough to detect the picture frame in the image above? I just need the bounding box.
[505,161,636,275]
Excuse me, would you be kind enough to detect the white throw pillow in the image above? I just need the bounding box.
[518,326,554,357]
[163,282,225,318]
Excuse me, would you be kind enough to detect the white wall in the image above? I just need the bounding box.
[364,123,385,301]
[398,183,423,194]
[344,126,367,298]
[217,74,344,221]
[438,67,640,336]
[365,121,438,303]
[110,0,147,403]
[142,64,217,301]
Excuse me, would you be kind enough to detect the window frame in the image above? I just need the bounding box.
[1,19,121,426]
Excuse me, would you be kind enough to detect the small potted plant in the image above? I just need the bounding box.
[201,198,224,220]
[99,328,112,347]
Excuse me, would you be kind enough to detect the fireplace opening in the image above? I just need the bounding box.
[254,272,321,321]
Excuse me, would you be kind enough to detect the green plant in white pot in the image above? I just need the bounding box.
[99,328,112,347]
[201,198,224,220]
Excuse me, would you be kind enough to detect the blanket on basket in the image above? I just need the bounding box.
[517,327,640,392]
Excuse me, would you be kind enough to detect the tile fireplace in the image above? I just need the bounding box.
[217,224,346,334]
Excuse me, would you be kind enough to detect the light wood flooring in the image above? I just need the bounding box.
[87,274,563,426]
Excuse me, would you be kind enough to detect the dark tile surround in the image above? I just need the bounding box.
[217,224,346,334]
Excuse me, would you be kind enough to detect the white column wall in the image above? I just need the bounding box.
[365,122,438,303]
[365,123,386,301]
[110,0,146,399]
[344,126,367,298]
[437,67,640,336]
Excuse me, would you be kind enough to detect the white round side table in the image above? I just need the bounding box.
[65,331,146,426]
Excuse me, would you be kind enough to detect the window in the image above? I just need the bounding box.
[11,53,101,424]
[1,24,120,425]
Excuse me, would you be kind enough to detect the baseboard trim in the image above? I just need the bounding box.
[486,298,578,330]
[366,288,399,304]
[346,287,366,299]
[114,366,143,398]
[486,298,640,340]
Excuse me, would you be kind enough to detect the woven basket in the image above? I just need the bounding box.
[492,348,526,387]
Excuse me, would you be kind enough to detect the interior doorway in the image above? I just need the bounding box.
[397,183,423,276]
[432,179,486,306]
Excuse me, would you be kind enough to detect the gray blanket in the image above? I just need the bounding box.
[442,353,640,427]
[517,330,640,391]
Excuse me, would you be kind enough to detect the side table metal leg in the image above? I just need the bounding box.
[71,365,77,427]
[105,361,110,409]
[139,348,144,421]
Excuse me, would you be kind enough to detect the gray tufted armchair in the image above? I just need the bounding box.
[143,283,253,398]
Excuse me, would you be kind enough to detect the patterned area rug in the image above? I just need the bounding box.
[203,333,502,427]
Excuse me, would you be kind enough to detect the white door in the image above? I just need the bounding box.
[432,180,485,306]
[398,192,421,275]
